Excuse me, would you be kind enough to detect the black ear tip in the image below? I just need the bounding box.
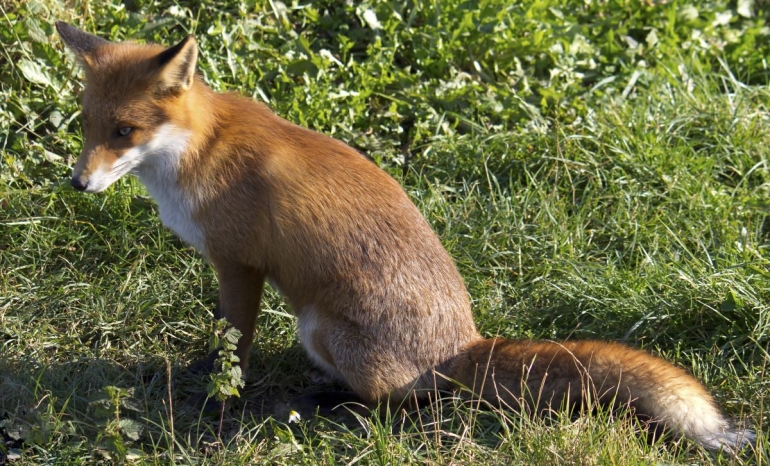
[55,21,82,40]
[55,22,109,54]
[55,21,71,34]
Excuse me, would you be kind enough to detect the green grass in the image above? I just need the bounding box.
[1,0,769,463]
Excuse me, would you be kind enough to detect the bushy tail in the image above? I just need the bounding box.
[448,338,755,452]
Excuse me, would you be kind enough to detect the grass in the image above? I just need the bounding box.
[1,0,769,464]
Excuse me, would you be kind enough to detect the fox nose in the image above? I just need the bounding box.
[71,177,88,191]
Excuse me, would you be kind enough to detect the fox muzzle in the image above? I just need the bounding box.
[71,176,88,192]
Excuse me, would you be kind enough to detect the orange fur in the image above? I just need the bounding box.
[57,22,754,452]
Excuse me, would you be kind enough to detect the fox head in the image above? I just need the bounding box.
[56,22,199,192]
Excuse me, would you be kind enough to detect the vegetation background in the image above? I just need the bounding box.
[1,0,769,463]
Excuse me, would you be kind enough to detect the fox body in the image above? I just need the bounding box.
[57,23,754,452]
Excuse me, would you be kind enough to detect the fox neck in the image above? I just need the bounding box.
[130,126,203,254]
[131,102,211,254]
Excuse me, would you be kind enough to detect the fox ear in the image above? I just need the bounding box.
[155,35,198,94]
[55,21,108,67]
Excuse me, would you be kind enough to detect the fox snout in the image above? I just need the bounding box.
[69,152,103,193]
[71,175,88,191]
[69,158,123,193]
[69,152,118,193]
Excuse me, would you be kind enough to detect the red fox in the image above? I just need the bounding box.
[56,22,755,452]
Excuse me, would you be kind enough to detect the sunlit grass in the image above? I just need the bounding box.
[1,0,768,463]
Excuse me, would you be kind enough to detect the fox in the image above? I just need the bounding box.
[55,22,755,452]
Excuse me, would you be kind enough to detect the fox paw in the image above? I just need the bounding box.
[305,368,338,385]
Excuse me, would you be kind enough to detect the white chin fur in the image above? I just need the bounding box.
[83,155,140,192]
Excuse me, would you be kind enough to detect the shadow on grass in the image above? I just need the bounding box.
[0,336,377,456]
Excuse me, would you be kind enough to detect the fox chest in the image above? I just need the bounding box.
[156,202,206,253]
[137,172,206,254]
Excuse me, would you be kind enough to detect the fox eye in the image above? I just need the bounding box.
[117,127,133,137]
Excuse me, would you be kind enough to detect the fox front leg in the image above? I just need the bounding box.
[210,263,266,371]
